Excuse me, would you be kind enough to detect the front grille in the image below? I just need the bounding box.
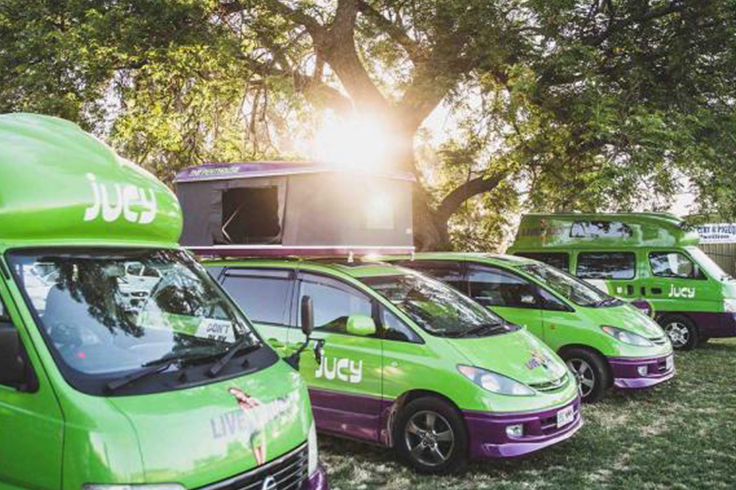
[199,444,308,490]
[530,373,569,392]
[539,403,580,435]
[649,336,668,346]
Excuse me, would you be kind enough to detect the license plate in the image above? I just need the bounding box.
[557,405,574,428]
[666,355,674,372]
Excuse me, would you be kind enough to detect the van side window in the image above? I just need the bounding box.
[649,252,705,280]
[576,252,636,280]
[516,252,570,271]
[467,266,540,308]
[570,221,633,239]
[379,306,421,343]
[299,274,375,336]
[221,269,293,326]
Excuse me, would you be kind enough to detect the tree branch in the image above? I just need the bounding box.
[220,0,325,38]
[435,172,508,222]
[356,0,426,64]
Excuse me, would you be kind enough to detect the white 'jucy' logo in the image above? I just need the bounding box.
[668,284,695,299]
[315,357,363,384]
[84,173,157,224]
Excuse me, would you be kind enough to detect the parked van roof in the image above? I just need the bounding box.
[174,161,417,183]
[0,113,182,247]
[510,212,699,249]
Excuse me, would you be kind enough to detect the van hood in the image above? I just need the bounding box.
[108,362,311,488]
[591,303,665,338]
[446,329,568,385]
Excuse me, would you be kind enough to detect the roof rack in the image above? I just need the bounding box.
[187,245,415,262]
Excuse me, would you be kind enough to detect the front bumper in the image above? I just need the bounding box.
[608,354,675,389]
[463,397,582,460]
[302,466,329,490]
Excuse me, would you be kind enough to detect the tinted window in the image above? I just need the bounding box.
[571,221,633,239]
[222,270,293,325]
[516,253,570,271]
[519,262,615,307]
[299,275,373,335]
[379,306,421,343]
[649,252,704,279]
[0,296,7,321]
[577,252,636,279]
[396,261,465,291]
[468,266,540,308]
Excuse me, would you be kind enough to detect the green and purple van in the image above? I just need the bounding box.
[0,114,327,490]
[390,254,674,403]
[508,213,736,350]
[206,258,582,473]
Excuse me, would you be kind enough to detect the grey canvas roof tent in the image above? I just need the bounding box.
[175,161,415,256]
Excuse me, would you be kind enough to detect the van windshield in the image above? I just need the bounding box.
[687,247,733,281]
[360,272,516,338]
[517,262,619,307]
[7,248,265,395]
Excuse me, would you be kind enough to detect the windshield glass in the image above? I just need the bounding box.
[517,262,618,307]
[360,272,515,338]
[7,249,264,394]
[687,247,732,280]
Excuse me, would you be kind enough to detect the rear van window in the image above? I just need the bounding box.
[576,252,636,279]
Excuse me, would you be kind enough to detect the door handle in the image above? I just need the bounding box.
[651,288,663,295]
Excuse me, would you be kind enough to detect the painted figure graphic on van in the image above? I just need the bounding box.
[669,285,696,299]
[84,173,157,224]
[315,356,363,384]
[229,387,268,465]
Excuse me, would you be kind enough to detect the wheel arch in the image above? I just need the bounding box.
[557,344,613,389]
[385,389,467,449]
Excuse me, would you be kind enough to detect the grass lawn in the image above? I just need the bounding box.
[319,339,736,490]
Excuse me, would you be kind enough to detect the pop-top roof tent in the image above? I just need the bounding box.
[510,212,699,250]
[175,161,416,256]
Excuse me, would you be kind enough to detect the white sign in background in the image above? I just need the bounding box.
[697,223,736,244]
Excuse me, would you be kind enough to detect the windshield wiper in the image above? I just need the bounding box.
[454,322,505,338]
[105,351,223,393]
[206,334,260,378]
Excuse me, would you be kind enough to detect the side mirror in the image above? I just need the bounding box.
[0,327,27,388]
[301,296,314,336]
[346,315,376,337]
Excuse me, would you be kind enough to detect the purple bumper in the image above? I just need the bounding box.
[463,398,582,460]
[687,312,736,338]
[608,354,675,389]
[301,466,329,490]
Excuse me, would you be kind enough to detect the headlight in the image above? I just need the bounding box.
[83,485,185,490]
[458,365,535,396]
[601,325,654,347]
[307,419,318,475]
[724,299,736,313]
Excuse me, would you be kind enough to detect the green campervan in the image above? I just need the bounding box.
[390,254,674,403]
[0,114,326,490]
[509,213,736,350]
[205,257,582,474]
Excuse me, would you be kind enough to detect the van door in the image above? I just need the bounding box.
[642,250,718,314]
[466,264,544,339]
[219,268,295,355]
[0,281,64,490]
[292,272,384,442]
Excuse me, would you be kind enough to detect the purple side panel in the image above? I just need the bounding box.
[308,388,388,443]
[608,354,675,390]
[301,466,329,490]
[684,312,736,338]
[463,398,583,460]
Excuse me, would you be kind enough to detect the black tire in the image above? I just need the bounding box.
[394,397,468,474]
[658,314,699,350]
[561,348,610,403]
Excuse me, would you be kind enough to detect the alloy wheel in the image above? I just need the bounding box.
[404,410,455,467]
[566,358,596,399]
[664,322,690,348]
